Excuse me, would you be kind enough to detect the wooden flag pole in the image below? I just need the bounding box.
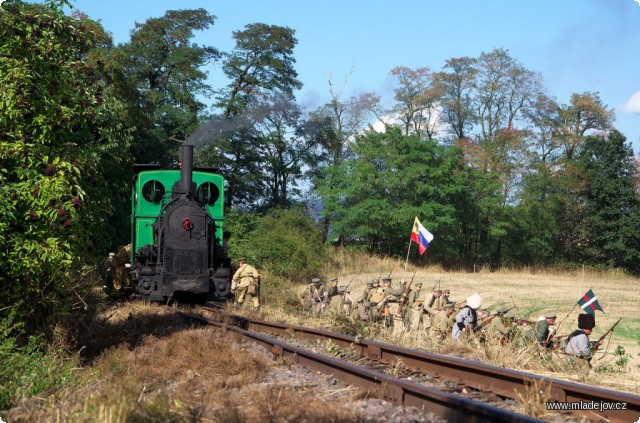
[545,303,578,347]
[404,240,412,272]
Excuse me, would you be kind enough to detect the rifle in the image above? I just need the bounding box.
[396,270,417,317]
[343,275,357,291]
[256,275,262,308]
[477,307,514,328]
[593,318,622,357]
[430,279,441,292]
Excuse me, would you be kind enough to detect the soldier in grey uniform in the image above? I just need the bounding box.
[452,294,483,341]
[565,313,603,361]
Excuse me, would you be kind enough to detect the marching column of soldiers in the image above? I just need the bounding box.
[298,274,579,355]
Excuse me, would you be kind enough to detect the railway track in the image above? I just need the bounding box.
[191,306,640,423]
[180,308,540,422]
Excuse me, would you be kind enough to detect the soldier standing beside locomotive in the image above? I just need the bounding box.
[231,258,260,310]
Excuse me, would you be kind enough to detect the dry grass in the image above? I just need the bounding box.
[258,250,640,395]
[515,378,555,419]
[3,299,367,423]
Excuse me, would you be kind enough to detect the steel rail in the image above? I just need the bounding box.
[201,307,640,423]
[181,310,541,423]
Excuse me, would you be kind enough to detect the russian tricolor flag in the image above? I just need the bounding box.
[410,217,434,255]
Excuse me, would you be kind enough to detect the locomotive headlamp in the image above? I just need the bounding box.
[182,218,194,231]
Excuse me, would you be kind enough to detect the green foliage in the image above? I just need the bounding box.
[614,345,630,368]
[316,126,479,264]
[0,2,133,333]
[594,345,632,374]
[114,8,219,165]
[0,311,78,410]
[578,131,640,273]
[219,23,301,118]
[226,208,328,281]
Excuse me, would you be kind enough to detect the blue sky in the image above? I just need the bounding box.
[53,0,640,153]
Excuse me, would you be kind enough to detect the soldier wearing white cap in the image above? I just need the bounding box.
[452,294,483,340]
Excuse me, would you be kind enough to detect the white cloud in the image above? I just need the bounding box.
[619,90,640,114]
[372,115,399,132]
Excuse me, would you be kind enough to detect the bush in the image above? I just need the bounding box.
[227,209,328,281]
[0,311,79,410]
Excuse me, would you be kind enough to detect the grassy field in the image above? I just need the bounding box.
[260,250,640,395]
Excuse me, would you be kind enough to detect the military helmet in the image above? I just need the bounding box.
[415,282,423,288]
[545,313,557,319]
[311,278,321,285]
[443,301,456,308]
[381,277,392,282]
[503,310,516,319]
[366,281,374,287]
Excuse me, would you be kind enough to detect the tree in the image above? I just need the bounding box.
[0,2,133,333]
[557,92,615,160]
[524,93,561,166]
[434,56,477,141]
[252,92,315,208]
[389,66,442,139]
[115,8,219,164]
[317,127,472,259]
[219,23,302,118]
[578,131,640,272]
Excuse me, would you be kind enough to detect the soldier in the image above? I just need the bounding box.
[101,252,115,291]
[328,278,343,313]
[403,282,423,330]
[231,258,260,309]
[353,281,376,321]
[306,278,328,317]
[487,309,516,345]
[565,313,603,361]
[430,301,456,341]
[110,244,132,292]
[536,313,557,348]
[452,294,483,341]
[439,289,451,309]
[407,283,428,330]
[377,277,404,322]
[341,286,355,315]
[421,288,442,331]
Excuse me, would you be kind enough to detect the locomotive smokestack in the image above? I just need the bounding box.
[180,144,194,195]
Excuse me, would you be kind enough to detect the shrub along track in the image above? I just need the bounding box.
[190,306,640,423]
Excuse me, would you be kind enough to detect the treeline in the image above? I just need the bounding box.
[2,2,640,334]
